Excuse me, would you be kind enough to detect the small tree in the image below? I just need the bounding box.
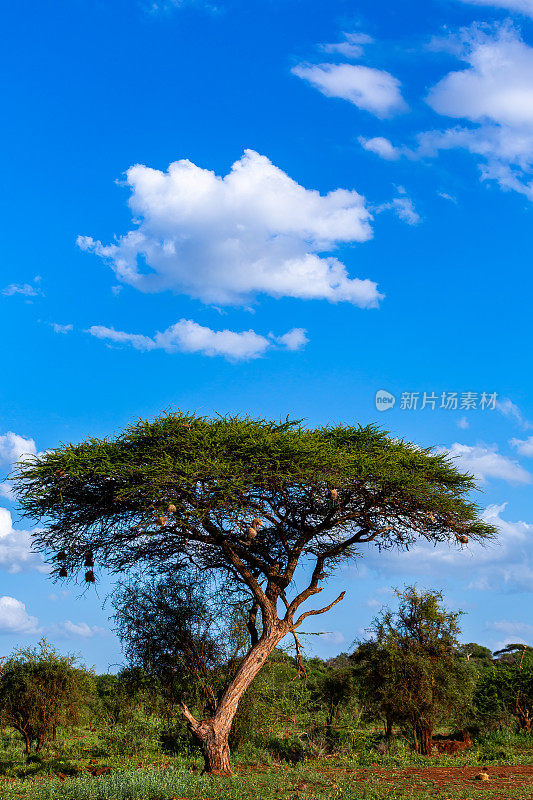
[354,588,476,754]
[13,413,495,773]
[112,572,251,717]
[0,639,94,754]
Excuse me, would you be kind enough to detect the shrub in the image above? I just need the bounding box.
[0,639,95,755]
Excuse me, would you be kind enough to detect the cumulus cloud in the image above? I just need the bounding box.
[457,0,533,18]
[320,32,374,60]
[59,621,108,638]
[0,431,39,500]
[0,508,48,574]
[88,319,308,361]
[0,596,39,634]
[272,327,309,351]
[292,63,407,118]
[51,323,73,334]
[442,442,531,484]
[359,136,402,160]
[422,24,533,199]
[0,432,37,466]
[78,150,381,309]
[359,503,533,593]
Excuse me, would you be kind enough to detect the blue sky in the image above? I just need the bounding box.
[1,0,533,672]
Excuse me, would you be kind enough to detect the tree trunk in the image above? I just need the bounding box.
[13,724,31,756]
[415,722,433,756]
[385,715,393,740]
[181,622,287,775]
[194,720,231,775]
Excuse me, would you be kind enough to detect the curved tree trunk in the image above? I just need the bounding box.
[181,622,287,775]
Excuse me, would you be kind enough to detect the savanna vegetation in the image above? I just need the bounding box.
[0,595,531,800]
[3,411,530,798]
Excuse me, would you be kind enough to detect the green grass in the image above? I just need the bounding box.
[0,725,530,800]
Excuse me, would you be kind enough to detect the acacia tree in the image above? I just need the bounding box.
[13,412,495,774]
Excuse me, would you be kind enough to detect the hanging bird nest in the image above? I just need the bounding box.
[85,570,95,583]
[159,516,168,527]
[57,551,67,561]
[168,503,177,513]
[329,488,338,502]
[84,551,94,567]
[252,517,263,528]
[59,566,68,578]
[247,527,257,539]
[457,534,469,544]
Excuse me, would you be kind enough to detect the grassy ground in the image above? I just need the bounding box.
[0,726,531,800]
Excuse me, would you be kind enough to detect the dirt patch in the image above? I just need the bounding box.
[352,764,533,794]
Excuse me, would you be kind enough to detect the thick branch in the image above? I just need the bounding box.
[179,702,201,735]
[293,591,346,629]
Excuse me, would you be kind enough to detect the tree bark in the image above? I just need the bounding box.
[414,722,433,756]
[181,622,287,775]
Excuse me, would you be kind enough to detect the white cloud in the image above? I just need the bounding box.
[0,508,48,574]
[497,398,533,428]
[0,431,40,501]
[272,327,309,351]
[0,596,39,634]
[59,621,108,638]
[457,0,533,18]
[0,432,37,466]
[443,442,531,484]
[2,278,43,298]
[510,435,533,456]
[78,150,380,309]
[422,24,533,199]
[320,32,374,60]
[51,323,73,334]
[292,63,407,118]
[428,25,533,126]
[88,320,308,361]
[438,191,458,203]
[486,619,533,637]
[360,503,533,593]
[375,195,421,225]
[359,136,402,160]
[457,416,470,429]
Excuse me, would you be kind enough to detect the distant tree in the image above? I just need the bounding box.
[474,646,533,732]
[353,588,476,754]
[0,639,94,754]
[352,639,398,739]
[315,666,355,733]
[460,643,493,662]
[493,643,533,664]
[13,412,495,774]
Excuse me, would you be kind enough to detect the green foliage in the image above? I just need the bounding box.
[13,411,495,586]
[473,649,533,731]
[353,588,476,753]
[0,639,95,755]
[112,572,250,719]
